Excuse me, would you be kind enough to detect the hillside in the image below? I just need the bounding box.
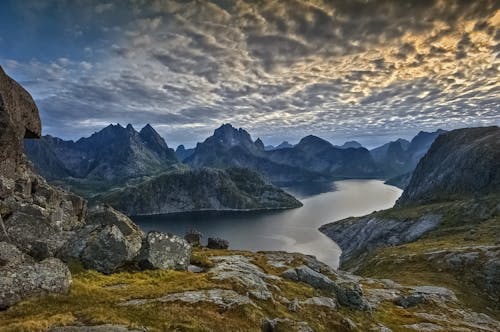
[98,167,303,215]
[320,126,500,318]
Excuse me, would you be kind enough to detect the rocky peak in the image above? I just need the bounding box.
[212,123,254,147]
[397,126,500,206]
[338,141,363,149]
[295,135,334,153]
[254,138,265,150]
[0,66,41,179]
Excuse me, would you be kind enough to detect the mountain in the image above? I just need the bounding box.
[397,126,500,206]
[336,140,363,149]
[99,167,303,215]
[320,126,500,315]
[185,124,380,182]
[271,141,294,150]
[175,145,195,161]
[24,123,180,193]
[371,130,445,178]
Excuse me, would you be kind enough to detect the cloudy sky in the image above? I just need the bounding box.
[1,0,499,148]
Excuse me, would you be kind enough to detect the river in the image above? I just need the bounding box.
[134,179,402,268]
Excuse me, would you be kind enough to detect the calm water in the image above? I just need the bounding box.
[134,180,402,268]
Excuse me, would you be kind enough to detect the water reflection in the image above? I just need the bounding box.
[134,180,402,268]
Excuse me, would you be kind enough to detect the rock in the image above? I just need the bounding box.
[395,286,457,308]
[262,318,313,332]
[184,228,202,246]
[341,317,358,331]
[320,214,441,266]
[120,289,254,309]
[136,231,191,270]
[59,223,142,274]
[0,66,41,180]
[209,255,278,300]
[402,323,442,331]
[282,265,369,310]
[394,294,426,308]
[207,237,229,249]
[0,257,71,309]
[0,241,30,267]
[86,205,144,238]
[302,296,337,309]
[288,298,301,312]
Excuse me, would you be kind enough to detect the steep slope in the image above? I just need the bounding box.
[175,144,195,161]
[99,167,303,215]
[25,123,181,193]
[320,126,500,317]
[371,130,445,178]
[397,126,500,206]
[186,125,379,182]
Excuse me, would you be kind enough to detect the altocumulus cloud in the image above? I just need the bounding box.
[0,0,499,147]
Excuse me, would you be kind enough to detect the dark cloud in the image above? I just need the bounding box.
[0,0,498,147]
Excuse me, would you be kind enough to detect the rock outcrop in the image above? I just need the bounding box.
[319,214,441,265]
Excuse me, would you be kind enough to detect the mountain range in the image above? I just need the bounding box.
[24,122,445,199]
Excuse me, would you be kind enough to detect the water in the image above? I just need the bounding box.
[133,179,402,268]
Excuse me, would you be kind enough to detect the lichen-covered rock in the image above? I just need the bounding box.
[0,257,71,309]
[136,231,191,270]
[207,237,229,249]
[59,224,142,274]
[50,325,145,332]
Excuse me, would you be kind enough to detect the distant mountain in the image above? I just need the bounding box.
[397,126,500,206]
[175,145,195,161]
[336,141,363,149]
[185,124,380,182]
[371,130,445,178]
[25,124,180,192]
[274,141,294,150]
[99,167,303,215]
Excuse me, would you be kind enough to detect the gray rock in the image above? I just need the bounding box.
[120,289,253,309]
[0,257,71,309]
[59,224,142,274]
[136,231,191,270]
[262,318,313,332]
[0,241,29,267]
[207,237,229,249]
[209,255,278,300]
[282,265,369,310]
[302,296,337,309]
[184,229,202,246]
[86,205,144,238]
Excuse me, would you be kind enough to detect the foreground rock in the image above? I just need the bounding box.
[136,231,191,270]
[207,237,229,249]
[0,242,71,309]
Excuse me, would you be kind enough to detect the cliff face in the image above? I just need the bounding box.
[397,126,500,206]
[99,167,303,215]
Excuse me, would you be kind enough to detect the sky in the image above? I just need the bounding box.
[0,0,499,148]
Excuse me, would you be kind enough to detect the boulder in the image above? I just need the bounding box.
[0,256,71,309]
[207,237,229,249]
[136,231,191,270]
[86,205,143,238]
[59,224,142,274]
[184,229,202,246]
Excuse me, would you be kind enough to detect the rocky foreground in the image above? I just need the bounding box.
[3,249,500,331]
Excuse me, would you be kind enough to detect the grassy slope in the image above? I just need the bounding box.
[0,248,480,332]
[343,194,500,318]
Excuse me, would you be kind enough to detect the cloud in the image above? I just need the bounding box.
[1,0,499,147]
